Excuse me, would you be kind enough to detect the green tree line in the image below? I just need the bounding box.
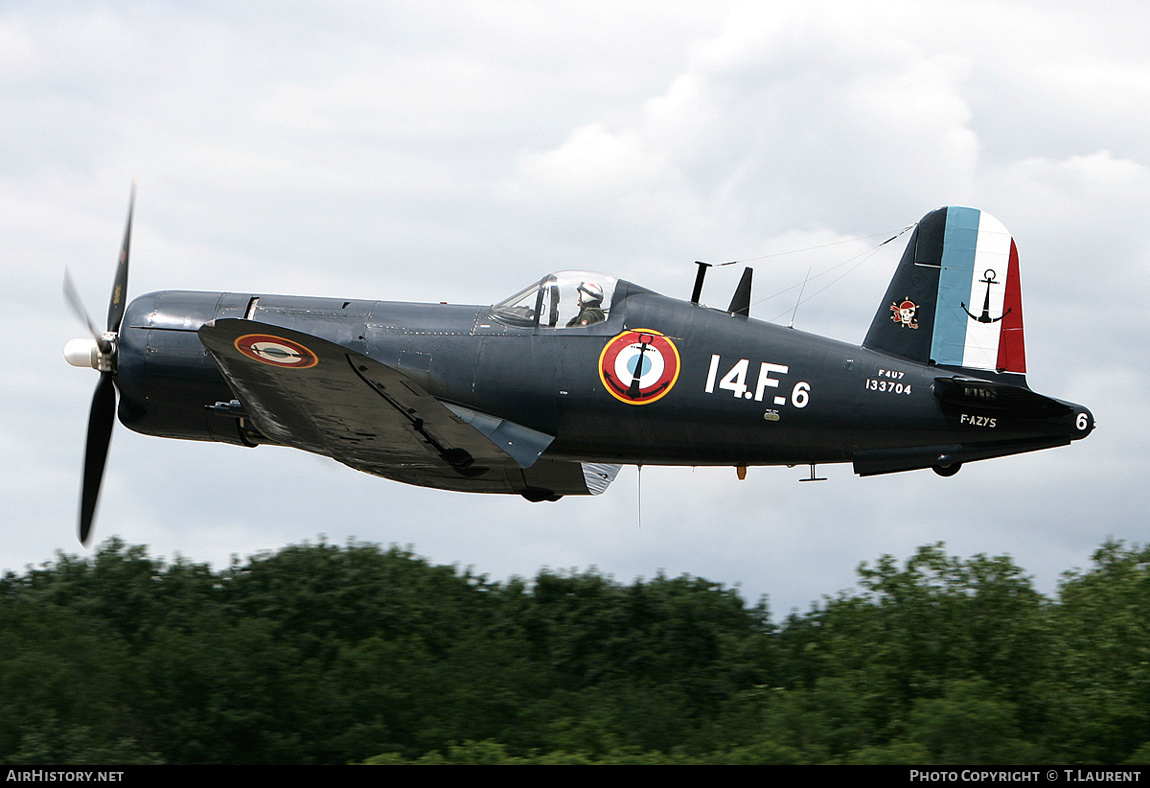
[1,537,1148,764]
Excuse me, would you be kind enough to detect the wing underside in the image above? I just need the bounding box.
[197,318,616,498]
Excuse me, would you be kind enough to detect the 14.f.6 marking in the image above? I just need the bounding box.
[703,355,810,408]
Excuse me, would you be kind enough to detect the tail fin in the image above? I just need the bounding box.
[863,206,1026,379]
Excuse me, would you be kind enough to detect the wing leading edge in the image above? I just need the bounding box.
[198,318,616,498]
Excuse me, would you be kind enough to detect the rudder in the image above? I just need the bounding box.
[863,206,1026,379]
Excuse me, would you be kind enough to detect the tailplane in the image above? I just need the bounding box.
[863,206,1026,380]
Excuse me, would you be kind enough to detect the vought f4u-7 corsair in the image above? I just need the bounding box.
[64,189,1094,545]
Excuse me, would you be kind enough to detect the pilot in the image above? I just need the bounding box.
[567,281,606,327]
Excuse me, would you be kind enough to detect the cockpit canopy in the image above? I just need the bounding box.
[491,271,618,328]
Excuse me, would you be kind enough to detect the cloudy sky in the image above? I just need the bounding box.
[3,0,1147,617]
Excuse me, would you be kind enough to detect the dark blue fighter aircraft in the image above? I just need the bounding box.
[64,189,1094,544]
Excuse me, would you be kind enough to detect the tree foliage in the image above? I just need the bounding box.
[1,537,1148,764]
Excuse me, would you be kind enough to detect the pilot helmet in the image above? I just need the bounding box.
[577,281,604,305]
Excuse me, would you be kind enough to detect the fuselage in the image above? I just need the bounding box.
[114,277,1092,476]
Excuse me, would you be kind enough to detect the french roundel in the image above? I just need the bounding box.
[234,334,319,369]
[598,329,681,405]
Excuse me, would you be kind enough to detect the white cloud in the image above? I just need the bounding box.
[518,122,672,191]
[5,0,1148,618]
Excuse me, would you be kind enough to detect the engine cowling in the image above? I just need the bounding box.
[117,291,264,446]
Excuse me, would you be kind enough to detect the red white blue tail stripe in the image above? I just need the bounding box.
[929,207,1026,374]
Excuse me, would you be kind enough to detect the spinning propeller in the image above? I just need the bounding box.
[63,182,134,545]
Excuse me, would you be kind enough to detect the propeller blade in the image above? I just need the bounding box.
[79,372,116,545]
[70,180,136,545]
[106,179,135,334]
[63,268,102,341]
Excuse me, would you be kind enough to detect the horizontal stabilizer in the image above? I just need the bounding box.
[932,376,1071,415]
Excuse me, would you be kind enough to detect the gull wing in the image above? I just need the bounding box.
[198,318,560,489]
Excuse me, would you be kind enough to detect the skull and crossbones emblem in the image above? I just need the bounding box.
[890,298,919,329]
